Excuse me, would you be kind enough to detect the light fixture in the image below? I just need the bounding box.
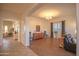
[38,9,60,20]
[45,16,53,20]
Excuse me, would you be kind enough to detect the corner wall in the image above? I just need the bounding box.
[76,3,79,56]
[65,17,76,38]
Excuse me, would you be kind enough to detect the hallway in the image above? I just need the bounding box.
[30,38,76,56]
[0,37,37,56]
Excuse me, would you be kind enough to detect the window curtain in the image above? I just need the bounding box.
[62,21,65,36]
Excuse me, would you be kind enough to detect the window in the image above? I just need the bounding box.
[53,22,62,38]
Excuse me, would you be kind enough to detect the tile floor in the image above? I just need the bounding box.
[0,37,37,56]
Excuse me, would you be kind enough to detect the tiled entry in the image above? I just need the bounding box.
[0,37,37,56]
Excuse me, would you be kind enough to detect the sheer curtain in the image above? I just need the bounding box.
[53,22,62,39]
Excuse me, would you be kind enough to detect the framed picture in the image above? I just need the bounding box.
[36,25,40,32]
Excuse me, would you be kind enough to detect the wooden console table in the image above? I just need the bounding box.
[33,32,44,40]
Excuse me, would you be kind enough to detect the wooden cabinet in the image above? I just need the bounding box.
[33,32,44,40]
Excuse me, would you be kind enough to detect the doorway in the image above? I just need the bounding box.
[0,19,20,41]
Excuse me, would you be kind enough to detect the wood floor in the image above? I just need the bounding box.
[0,37,76,56]
[30,38,76,56]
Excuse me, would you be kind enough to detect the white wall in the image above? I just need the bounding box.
[28,17,50,38]
[25,17,30,46]
[76,3,79,56]
[0,19,3,39]
[65,17,76,38]
[20,17,30,46]
[20,18,26,46]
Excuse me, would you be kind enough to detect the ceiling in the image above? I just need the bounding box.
[31,3,76,19]
[0,3,36,15]
[0,3,76,19]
